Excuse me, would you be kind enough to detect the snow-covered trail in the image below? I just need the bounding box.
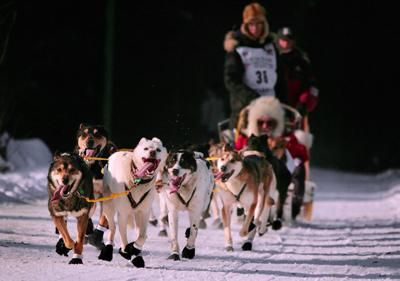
[1,167,400,281]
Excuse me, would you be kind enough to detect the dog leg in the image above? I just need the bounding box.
[68,214,88,264]
[128,210,148,268]
[167,208,180,260]
[182,209,201,259]
[53,216,74,250]
[158,192,168,237]
[239,183,258,237]
[99,202,116,261]
[221,204,233,251]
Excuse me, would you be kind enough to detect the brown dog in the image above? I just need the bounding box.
[215,144,276,251]
[48,152,94,264]
[74,123,117,250]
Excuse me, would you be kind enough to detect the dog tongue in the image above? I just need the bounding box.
[135,161,156,178]
[51,185,69,202]
[214,172,223,180]
[169,176,182,194]
[85,149,96,157]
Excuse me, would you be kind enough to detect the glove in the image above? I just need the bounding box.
[299,86,319,112]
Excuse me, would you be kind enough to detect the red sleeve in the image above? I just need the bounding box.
[286,134,309,163]
[235,133,248,151]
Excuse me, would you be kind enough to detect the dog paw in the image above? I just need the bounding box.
[119,248,132,260]
[181,247,195,259]
[158,229,168,237]
[271,219,282,230]
[119,242,141,260]
[236,207,245,216]
[161,215,169,225]
[131,256,145,268]
[225,246,234,252]
[98,244,113,261]
[149,219,158,227]
[167,253,180,261]
[68,258,83,264]
[87,229,105,250]
[241,242,252,251]
[56,238,72,256]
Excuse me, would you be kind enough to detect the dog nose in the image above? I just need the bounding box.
[220,165,227,173]
[172,169,179,176]
[62,176,69,185]
[149,150,156,158]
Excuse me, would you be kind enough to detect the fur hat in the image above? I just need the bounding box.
[240,3,269,43]
[242,3,266,24]
[244,96,285,138]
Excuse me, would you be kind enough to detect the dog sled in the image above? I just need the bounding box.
[216,102,316,222]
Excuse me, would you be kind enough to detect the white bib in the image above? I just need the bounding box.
[236,43,277,96]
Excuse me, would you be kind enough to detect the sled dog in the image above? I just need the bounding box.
[161,150,214,260]
[100,137,167,267]
[47,152,94,264]
[215,144,276,251]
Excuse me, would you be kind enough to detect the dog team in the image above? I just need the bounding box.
[47,96,315,267]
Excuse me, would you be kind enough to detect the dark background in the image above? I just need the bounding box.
[0,0,398,172]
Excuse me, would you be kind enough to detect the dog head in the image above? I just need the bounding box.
[76,123,109,163]
[132,137,167,180]
[48,152,84,202]
[208,141,224,173]
[165,150,197,193]
[215,144,243,182]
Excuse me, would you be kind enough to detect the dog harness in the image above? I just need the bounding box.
[224,183,247,202]
[124,184,151,209]
[176,187,197,207]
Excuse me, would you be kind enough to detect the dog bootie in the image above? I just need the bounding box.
[225,245,234,252]
[271,219,282,230]
[182,246,195,259]
[56,238,72,256]
[69,254,83,265]
[131,255,145,268]
[158,229,168,237]
[87,229,105,250]
[98,244,113,261]
[198,219,207,229]
[167,253,180,261]
[149,218,158,227]
[242,241,252,251]
[119,242,141,260]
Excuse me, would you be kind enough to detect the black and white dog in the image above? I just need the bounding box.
[160,150,214,260]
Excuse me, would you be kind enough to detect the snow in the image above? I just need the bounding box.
[1,152,400,280]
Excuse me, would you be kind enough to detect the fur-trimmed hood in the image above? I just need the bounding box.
[243,96,285,138]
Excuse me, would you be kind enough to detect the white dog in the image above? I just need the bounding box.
[99,137,167,267]
[160,150,213,260]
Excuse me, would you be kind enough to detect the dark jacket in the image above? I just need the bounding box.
[224,31,288,129]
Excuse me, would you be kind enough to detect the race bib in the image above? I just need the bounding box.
[236,44,277,96]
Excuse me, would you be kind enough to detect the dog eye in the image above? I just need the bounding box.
[57,168,63,172]
[156,148,161,152]
[69,168,76,173]
[144,147,149,151]
[81,132,88,138]
[230,159,235,163]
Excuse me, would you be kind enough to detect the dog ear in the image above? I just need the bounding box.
[138,137,148,146]
[79,123,87,130]
[151,137,163,146]
[53,151,63,161]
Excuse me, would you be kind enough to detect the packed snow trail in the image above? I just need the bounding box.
[1,167,400,281]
